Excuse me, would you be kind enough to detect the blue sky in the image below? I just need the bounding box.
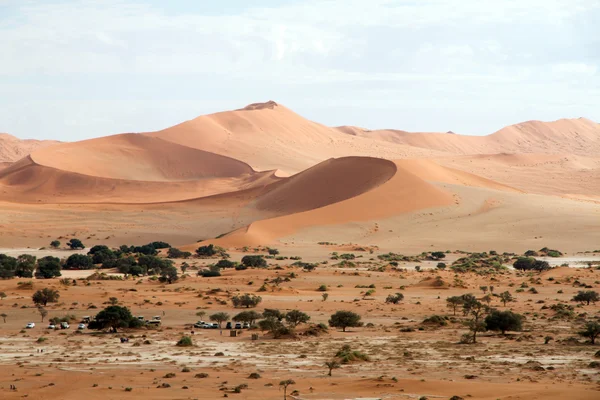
[1,0,599,141]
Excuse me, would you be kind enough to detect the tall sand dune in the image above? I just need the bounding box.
[31,133,254,181]
[145,101,446,174]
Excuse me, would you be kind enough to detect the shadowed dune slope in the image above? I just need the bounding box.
[31,133,254,181]
[0,156,279,204]
[0,133,59,163]
[190,159,457,248]
[341,117,600,156]
[145,101,446,174]
[253,157,397,214]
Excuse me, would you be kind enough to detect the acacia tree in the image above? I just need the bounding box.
[285,310,310,327]
[325,360,341,376]
[499,291,513,306]
[279,379,295,399]
[329,311,362,332]
[462,294,487,344]
[572,291,599,305]
[67,238,85,250]
[88,305,140,333]
[233,311,261,326]
[578,321,600,345]
[231,294,262,308]
[485,309,523,335]
[32,288,60,306]
[209,312,230,328]
[446,296,463,316]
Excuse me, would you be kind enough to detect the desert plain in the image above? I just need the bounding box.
[0,101,599,399]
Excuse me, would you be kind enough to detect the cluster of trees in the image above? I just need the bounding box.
[0,254,37,279]
[513,257,551,271]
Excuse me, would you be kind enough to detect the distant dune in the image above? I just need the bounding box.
[1,101,599,251]
[0,133,59,163]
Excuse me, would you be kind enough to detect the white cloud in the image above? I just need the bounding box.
[0,0,598,139]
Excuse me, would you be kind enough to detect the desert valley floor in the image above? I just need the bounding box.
[0,101,599,399]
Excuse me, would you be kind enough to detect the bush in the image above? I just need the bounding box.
[241,255,267,268]
[385,293,404,304]
[317,284,327,292]
[167,248,191,259]
[67,238,85,250]
[216,259,236,269]
[422,315,448,326]
[484,310,523,334]
[335,344,369,363]
[50,240,61,248]
[176,336,193,347]
[198,265,221,277]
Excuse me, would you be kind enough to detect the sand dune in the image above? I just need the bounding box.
[195,159,456,248]
[0,133,59,163]
[343,117,600,156]
[31,133,254,181]
[0,156,279,204]
[145,101,446,174]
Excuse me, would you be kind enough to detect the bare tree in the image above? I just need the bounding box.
[38,307,48,322]
[324,360,340,376]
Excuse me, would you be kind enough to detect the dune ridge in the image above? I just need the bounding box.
[0,133,59,163]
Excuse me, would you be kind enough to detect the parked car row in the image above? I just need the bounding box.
[192,321,250,329]
[25,322,85,330]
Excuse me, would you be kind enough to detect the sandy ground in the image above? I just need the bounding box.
[0,255,599,399]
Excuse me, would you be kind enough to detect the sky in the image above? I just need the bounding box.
[0,0,599,141]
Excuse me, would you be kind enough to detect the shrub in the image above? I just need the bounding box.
[241,255,267,268]
[199,265,221,277]
[317,284,327,292]
[385,293,404,304]
[248,372,261,379]
[513,257,550,272]
[50,240,61,248]
[167,248,191,259]
[176,336,193,347]
[335,344,369,363]
[67,238,85,250]
[422,315,448,326]
[285,310,310,327]
[215,259,236,269]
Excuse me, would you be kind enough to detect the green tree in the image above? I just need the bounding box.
[513,257,550,271]
[231,294,262,308]
[258,317,288,338]
[0,254,17,279]
[578,321,600,345]
[35,256,62,279]
[50,240,61,249]
[279,379,295,399]
[430,251,446,260]
[484,309,523,335]
[329,311,362,332]
[209,312,230,328]
[67,238,85,250]
[285,310,310,327]
[159,265,179,284]
[572,290,599,305]
[233,311,261,326]
[64,254,94,270]
[325,360,341,376]
[499,291,513,306]
[462,295,487,343]
[15,254,36,278]
[32,288,60,306]
[195,244,217,257]
[241,255,267,268]
[446,296,464,316]
[88,305,138,333]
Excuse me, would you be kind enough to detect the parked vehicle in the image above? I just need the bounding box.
[234,322,242,329]
[137,316,145,321]
[243,322,250,329]
[60,322,70,329]
[146,320,161,326]
[225,322,232,329]
[26,322,35,329]
[47,324,56,330]
[152,316,161,321]
[193,321,205,328]
[82,316,91,323]
[77,323,86,330]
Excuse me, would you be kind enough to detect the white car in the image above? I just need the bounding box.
[77,323,86,330]
[47,324,56,330]
[26,322,35,329]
